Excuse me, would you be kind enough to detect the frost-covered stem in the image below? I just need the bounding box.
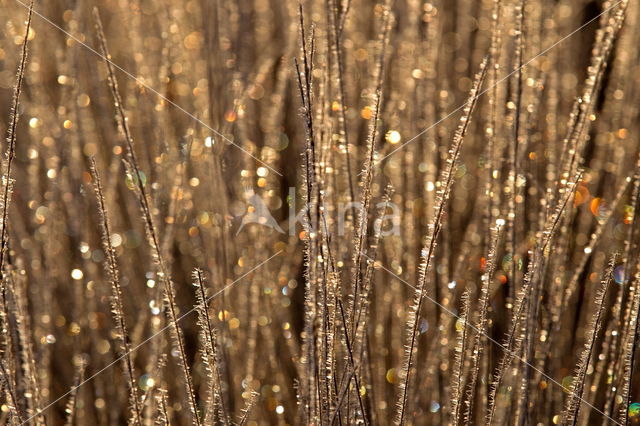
[90,159,143,425]
[450,292,471,425]
[563,257,613,425]
[0,0,32,282]
[94,9,201,425]
[238,390,259,426]
[64,358,87,426]
[192,269,230,425]
[0,3,34,423]
[463,225,502,423]
[396,56,488,425]
[486,252,536,426]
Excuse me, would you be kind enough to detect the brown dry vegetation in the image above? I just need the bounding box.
[0,0,639,425]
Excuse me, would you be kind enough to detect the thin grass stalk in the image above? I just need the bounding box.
[487,171,582,424]
[64,357,87,426]
[154,388,170,426]
[294,6,320,420]
[330,298,369,425]
[93,9,201,425]
[618,274,640,425]
[9,268,42,424]
[0,360,23,425]
[600,306,623,424]
[325,0,356,218]
[89,158,143,425]
[450,291,471,425]
[618,160,640,426]
[0,3,34,423]
[560,1,628,182]
[559,177,630,320]
[192,269,230,425]
[506,0,526,300]
[237,390,259,426]
[332,3,391,403]
[348,0,392,345]
[395,55,489,425]
[563,257,613,425]
[486,252,536,425]
[0,0,33,282]
[614,76,640,424]
[463,224,503,423]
